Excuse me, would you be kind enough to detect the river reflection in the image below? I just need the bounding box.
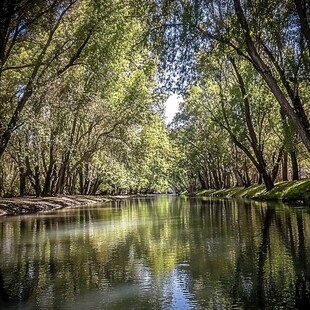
[1,196,310,309]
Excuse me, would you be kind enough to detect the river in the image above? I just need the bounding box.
[0,196,310,309]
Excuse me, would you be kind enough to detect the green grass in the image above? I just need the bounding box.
[195,179,310,203]
[179,191,188,196]
[258,179,310,202]
[236,184,266,198]
[195,189,217,196]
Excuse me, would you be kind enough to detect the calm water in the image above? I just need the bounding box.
[1,196,310,309]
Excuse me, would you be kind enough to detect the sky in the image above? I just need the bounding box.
[164,94,183,124]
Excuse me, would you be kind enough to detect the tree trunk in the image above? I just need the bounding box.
[90,179,101,195]
[242,161,251,187]
[224,171,231,188]
[272,147,284,182]
[198,171,207,189]
[233,0,310,152]
[212,168,220,190]
[282,152,288,181]
[55,151,70,195]
[233,168,244,187]
[258,173,262,185]
[257,169,273,191]
[231,58,274,190]
[42,133,56,196]
[208,170,214,189]
[203,169,210,189]
[50,164,58,196]
[68,171,77,195]
[25,156,41,197]
[79,168,84,194]
[19,167,26,197]
[294,0,310,53]
[42,160,55,197]
[34,165,41,197]
[290,151,299,180]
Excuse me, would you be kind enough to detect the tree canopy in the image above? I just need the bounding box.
[1,0,310,196]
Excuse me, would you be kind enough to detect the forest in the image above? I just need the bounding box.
[1,0,310,197]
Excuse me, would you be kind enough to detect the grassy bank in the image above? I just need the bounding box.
[195,179,310,203]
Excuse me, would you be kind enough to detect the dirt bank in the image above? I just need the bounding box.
[0,195,112,216]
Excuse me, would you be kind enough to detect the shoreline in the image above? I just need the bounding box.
[0,195,114,217]
[0,194,172,217]
[2,179,309,217]
[194,179,310,204]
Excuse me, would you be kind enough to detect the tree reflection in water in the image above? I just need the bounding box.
[0,196,310,309]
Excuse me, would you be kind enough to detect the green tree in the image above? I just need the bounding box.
[146,0,310,152]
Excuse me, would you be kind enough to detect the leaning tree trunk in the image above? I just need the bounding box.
[233,0,310,152]
[231,58,274,191]
[233,168,245,187]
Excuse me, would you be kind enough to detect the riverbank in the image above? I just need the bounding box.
[2,180,310,216]
[195,179,310,204]
[0,195,114,216]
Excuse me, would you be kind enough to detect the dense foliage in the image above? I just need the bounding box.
[1,0,310,196]
[0,0,173,196]
[152,0,310,193]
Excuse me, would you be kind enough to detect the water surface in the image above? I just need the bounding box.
[1,196,310,309]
